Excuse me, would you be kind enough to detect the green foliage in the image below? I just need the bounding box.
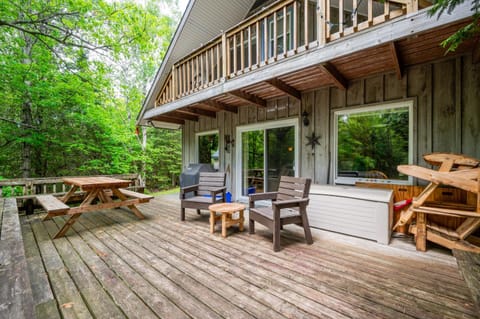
[0,0,182,191]
[429,0,480,52]
[337,108,409,180]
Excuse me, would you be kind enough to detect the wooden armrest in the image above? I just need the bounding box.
[413,206,480,218]
[273,198,309,209]
[180,184,199,199]
[249,192,277,202]
[209,186,227,195]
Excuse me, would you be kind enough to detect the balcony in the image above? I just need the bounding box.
[144,0,436,124]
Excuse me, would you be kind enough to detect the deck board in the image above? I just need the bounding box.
[20,195,477,318]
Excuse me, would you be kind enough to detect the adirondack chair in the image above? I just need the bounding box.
[394,153,480,252]
[180,172,226,221]
[248,176,313,252]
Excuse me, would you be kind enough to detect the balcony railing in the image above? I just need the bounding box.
[155,0,417,107]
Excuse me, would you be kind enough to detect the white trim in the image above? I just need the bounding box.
[235,118,299,200]
[195,130,219,166]
[333,100,414,185]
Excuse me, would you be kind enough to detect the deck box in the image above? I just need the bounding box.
[308,185,394,244]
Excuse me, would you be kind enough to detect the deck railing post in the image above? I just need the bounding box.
[317,0,326,45]
[222,32,228,80]
[171,65,176,100]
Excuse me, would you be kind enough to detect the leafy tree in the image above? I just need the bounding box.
[0,0,181,190]
[429,0,480,52]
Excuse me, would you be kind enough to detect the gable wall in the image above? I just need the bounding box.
[182,54,480,195]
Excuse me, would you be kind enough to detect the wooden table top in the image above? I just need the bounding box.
[209,202,245,213]
[63,177,131,189]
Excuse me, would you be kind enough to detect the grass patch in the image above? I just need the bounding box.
[147,187,180,196]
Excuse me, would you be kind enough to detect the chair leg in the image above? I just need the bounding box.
[273,221,281,252]
[300,212,313,245]
[249,219,255,234]
[181,208,185,221]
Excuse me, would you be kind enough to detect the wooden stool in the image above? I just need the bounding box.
[208,203,245,237]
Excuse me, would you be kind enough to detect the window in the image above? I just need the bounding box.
[236,119,299,198]
[197,131,219,170]
[334,101,413,185]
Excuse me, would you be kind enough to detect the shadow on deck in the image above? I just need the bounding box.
[21,195,477,318]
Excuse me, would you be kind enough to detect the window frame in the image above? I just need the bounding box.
[195,130,220,170]
[333,100,414,185]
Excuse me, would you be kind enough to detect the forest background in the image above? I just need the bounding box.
[0,0,183,191]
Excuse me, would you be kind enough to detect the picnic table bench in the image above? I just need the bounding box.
[37,177,153,239]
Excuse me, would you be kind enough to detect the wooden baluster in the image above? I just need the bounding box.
[304,0,309,47]
[293,1,298,49]
[240,30,245,71]
[210,47,214,83]
[263,17,268,63]
[171,65,176,100]
[273,11,277,59]
[384,0,390,20]
[200,53,204,88]
[368,0,373,26]
[283,6,287,55]
[326,0,331,40]
[233,34,238,75]
[248,27,252,69]
[353,0,358,31]
[256,21,260,66]
[222,33,227,79]
[339,0,344,36]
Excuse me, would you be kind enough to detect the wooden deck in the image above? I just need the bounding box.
[21,194,477,318]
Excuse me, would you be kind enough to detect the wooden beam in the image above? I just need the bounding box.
[150,116,185,125]
[317,63,348,90]
[389,42,403,80]
[265,78,301,101]
[473,38,480,64]
[177,107,217,118]
[228,90,267,107]
[165,111,199,122]
[200,100,238,113]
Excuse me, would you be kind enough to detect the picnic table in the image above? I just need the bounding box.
[38,176,153,239]
[394,153,480,252]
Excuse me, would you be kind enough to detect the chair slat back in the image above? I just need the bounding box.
[276,176,311,201]
[197,172,226,195]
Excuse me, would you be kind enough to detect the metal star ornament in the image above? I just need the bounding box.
[305,132,321,150]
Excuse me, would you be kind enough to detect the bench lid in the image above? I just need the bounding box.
[309,184,393,203]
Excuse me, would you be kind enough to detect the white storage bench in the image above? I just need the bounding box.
[308,185,394,244]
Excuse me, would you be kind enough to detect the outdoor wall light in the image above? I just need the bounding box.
[224,134,235,153]
[302,111,310,127]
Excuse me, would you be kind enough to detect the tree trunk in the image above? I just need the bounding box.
[21,34,35,178]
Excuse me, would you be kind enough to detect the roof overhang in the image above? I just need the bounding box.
[142,1,473,122]
[137,0,256,128]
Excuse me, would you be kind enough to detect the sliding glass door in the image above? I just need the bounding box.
[237,119,298,198]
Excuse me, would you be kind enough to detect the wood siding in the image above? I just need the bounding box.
[183,54,480,195]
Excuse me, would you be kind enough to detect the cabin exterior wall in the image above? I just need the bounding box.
[182,53,480,197]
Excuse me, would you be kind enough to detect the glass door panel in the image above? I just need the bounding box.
[241,130,264,196]
[266,126,295,191]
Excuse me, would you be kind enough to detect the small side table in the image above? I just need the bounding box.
[208,203,245,237]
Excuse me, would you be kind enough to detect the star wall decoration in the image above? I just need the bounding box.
[306,132,321,150]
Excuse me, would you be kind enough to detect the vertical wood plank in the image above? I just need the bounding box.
[346,79,364,106]
[365,75,384,104]
[301,91,315,177]
[288,96,300,117]
[461,55,480,158]
[277,97,288,118]
[329,87,346,109]
[314,89,330,184]
[408,64,432,168]
[266,100,277,121]
[432,59,456,153]
[384,72,404,101]
[304,0,309,46]
[455,58,462,154]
